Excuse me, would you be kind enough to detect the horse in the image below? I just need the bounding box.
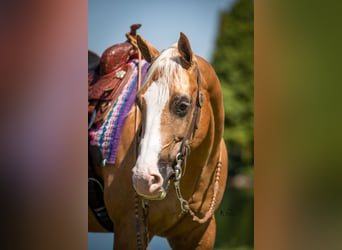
[88,32,228,249]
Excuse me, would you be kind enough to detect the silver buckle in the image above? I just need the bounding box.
[115,70,126,79]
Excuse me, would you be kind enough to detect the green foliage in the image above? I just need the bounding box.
[212,0,254,175]
[215,188,254,249]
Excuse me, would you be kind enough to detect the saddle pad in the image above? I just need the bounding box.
[89,59,149,165]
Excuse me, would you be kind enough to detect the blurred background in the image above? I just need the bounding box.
[89,0,254,249]
[3,0,342,249]
[212,1,253,249]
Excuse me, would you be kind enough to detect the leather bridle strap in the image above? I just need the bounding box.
[179,65,204,160]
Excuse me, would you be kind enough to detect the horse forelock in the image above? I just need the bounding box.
[141,44,189,95]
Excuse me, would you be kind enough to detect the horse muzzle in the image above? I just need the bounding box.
[132,165,175,200]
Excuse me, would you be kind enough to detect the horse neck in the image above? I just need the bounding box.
[197,56,225,156]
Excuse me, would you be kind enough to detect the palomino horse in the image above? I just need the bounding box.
[89,32,228,249]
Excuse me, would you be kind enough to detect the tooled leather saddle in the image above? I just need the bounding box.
[88,24,141,129]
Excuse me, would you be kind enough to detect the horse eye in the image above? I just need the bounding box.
[179,103,189,112]
[172,96,191,118]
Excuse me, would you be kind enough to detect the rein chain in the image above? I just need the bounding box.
[174,146,222,224]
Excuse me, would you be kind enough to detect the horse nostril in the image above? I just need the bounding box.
[148,173,163,193]
[151,175,157,184]
[150,174,162,185]
[132,169,164,197]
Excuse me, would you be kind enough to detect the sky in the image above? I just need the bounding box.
[88,0,235,249]
[89,0,235,63]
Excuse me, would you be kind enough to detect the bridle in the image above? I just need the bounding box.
[173,65,203,208]
[172,65,222,224]
[134,59,222,249]
[178,66,204,157]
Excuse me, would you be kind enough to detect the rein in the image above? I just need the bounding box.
[126,29,150,250]
[174,144,222,223]
[172,64,222,223]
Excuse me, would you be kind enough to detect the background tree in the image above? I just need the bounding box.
[212,1,254,248]
[212,0,254,177]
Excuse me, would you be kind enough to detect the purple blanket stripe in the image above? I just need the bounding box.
[89,59,149,165]
[107,62,149,163]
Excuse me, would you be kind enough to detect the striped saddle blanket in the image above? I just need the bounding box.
[89,59,149,165]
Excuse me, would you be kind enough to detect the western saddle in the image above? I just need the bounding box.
[88,24,142,129]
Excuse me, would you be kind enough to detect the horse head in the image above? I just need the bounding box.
[132,33,204,200]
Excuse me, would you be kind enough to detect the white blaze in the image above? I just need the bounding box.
[134,78,169,176]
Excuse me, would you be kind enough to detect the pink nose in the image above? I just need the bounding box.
[132,171,163,198]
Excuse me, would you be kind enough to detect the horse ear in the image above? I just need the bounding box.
[178,32,193,69]
[137,35,159,63]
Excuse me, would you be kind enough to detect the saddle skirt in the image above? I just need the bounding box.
[89,59,149,165]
